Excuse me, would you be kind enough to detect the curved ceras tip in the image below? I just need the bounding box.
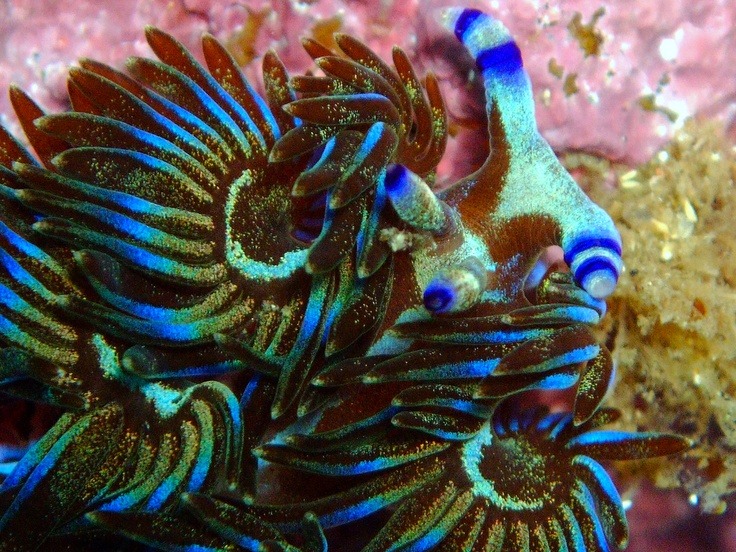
[440,7,623,300]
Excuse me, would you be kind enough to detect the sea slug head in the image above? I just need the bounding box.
[437,7,623,302]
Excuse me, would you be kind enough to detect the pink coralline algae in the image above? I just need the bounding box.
[1,0,735,164]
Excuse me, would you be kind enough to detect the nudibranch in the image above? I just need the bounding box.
[0,5,685,552]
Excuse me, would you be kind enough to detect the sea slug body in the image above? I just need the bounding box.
[0,5,686,552]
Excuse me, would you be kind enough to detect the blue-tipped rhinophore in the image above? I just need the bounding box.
[423,257,488,314]
[385,164,448,233]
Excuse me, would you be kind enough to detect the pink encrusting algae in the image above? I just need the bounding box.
[1,0,735,164]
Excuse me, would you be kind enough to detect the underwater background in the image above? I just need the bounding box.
[0,0,734,550]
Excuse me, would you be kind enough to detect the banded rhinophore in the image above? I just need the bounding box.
[439,8,623,301]
[0,5,685,552]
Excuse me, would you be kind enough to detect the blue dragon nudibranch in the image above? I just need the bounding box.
[0,6,687,552]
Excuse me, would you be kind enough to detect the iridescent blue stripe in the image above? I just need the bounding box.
[27,172,206,225]
[240,375,262,409]
[145,476,179,511]
[535,343,600,372]
[144,361,246,379]
[548,414,573,439]
[367,358,501,382]
[507,415,520,433]
[356,174,387,271]
[187,429,213,492]
[573,481,610,550]
[0,416,73,492]
[0,415,93,527]
[420,398,488,418]
[573,455,621,506]
[350,122,386,168]
[307,136,336,172]
[536,412,568,432]
[453,9,483,41]
[85,306,239,343]
[68,115,215,184]
[563,237,622,265]
[283,276,328,362]
[220,386,243,449]
[231,534,263,550]
[189,64,268,148]
[147,89,231,156]
[383,163,408,194]
[476,41,523,74]
[0,247,54,301]
[319,496,388,528]
[164,66,254,152]
[0,283,42,318]
[567,430,641,448]
[403,519,459,552]
[426,328,548,345]
[241,78,283,139]
[82,281,187,323]
[39,222,219,284]
[69,148,212,203]
[96,80,216,163]
[0,222,65,276]
[574,257,619,283]
[560,503,586,552]
[297,455,398,476]
[67,201,195,249]
[0,461,18,477]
